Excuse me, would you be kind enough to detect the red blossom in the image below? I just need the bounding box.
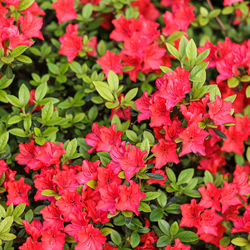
[59,24,83,62]
[179,123,209,157]
[75,224,106,250]
[6,177,31,206]
[135,91,151,122]
[52,0,77,23]
[41,226,65,250]
[165,238,190,250]
[22,219,43,241]
[116,180,146,216]
[208,95,235,125]
[97,50,123,76]
[151,139,179,168]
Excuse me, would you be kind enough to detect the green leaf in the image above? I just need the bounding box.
[125,88,138,102]
[183,189,201,198]
[222,6,234,15]
[160,66,173,73]
[19,84,30,107]
[0,216,13,233]
[82,3,93,19]
[146,173,164,180]
[65,139,78,158]
[35,82,48,102]
[126,130,137,142]
[189,62,208,80]
[142,192,161,201]
[231,237,248,247]
[6,95,22,108]
[212,128,227,140]
[113,215,125,226]
[0,75,14,90]
[111,230,121,246]
[224,94,236,103]
[166,168,176,183]
[165,204,181,214]
[143,131,155,144]
[166,43,180,60]
[70,61,82,74]
[7,116,22,125]
[42,102,54,122]
[178,36,188,59]
[0,132,9,151]
[149,208,163,221]
[177,169,194,184]
[196,49,210,64]
[47,63,60,75]
[246,85,250,98]
[170,221,179,236]
[9,128,26,137]
[18,0,35,11]
[43,127,58,137]
[41,190,59,197]
[176,231,199,242]
[204,84,221,101]
[0,233,16,241]
[97,40,106,56]
[157,190,167,207]
[13,203,26,220]
[227,77,239,88]
[140,138,150,153]
[24,209,33,223]
[209,9,221,18]
[130,231,140,248]
[16,55,32,64]
[97,152,111,166]
[158,220,170,235]
[204,170,214,184]
[88,105,98,121]
[11,45,28,57]
[100,227,113,236]
[0,205,6,219]
[186,39,197,62]
[107,70,119,91]
[93,81,114,101]
[157,235,171,247]
[138,202,151,213]
[166,31,184,42]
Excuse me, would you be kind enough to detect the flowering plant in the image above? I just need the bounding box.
[0,0,249,249]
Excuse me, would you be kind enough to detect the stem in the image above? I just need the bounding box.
[207,0,228,36]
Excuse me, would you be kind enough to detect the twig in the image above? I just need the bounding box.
[207,0,228,36]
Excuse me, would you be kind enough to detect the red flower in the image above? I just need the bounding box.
[75,224,106,250]
[151,139,179,169]
[6,177,31,206]
[87,36,97,57]
[180,199,204,228]
[157,67,191,110]
[23,2,45,16]
[143,42,166,73]
[19,12,44,40]
[231,205,250,234]
[208,95,234,125]
[118,145,147,181]
[0,160,8,177]
[165,238,190,250]
[223,0,243,6]
[52,0,77,23]
[220,182,242,214]
[197,208,223,236]
[36,142,65,167]
[85,123,122,153]
[179,123,209,157]
[41,202,64,230]
[56,191,82,222]
[135,232,158,250]
[97,50,123,76]
[116,180,146,216]
[19,237,43,250]
[76,160,100,185]
[15,140,43,172]
[198,182,221,211]
[147,167,167,186]
[149,97,171,127]
[132,0,159,21]
[135,91,151,122]
[22,219,43,241]
[3,0,20,7]
[41,226,66,250]
[59,24,83,62]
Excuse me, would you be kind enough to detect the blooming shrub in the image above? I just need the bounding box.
[0,0,249,249]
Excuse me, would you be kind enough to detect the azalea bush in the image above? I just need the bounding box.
[0,0,249,249]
